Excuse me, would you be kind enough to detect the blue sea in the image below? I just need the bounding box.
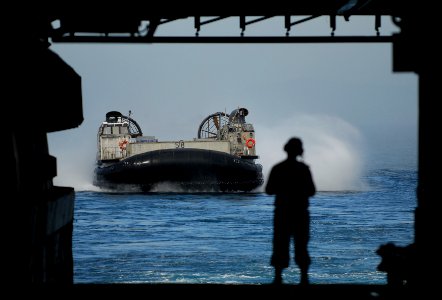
[72,168,416,284]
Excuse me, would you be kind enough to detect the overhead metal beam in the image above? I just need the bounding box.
[51,35,393,44]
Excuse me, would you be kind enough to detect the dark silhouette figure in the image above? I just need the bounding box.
[265,137,316,285]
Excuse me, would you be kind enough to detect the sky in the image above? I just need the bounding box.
[47,16,418,192]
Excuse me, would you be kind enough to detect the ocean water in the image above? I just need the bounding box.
[73,168,416,284]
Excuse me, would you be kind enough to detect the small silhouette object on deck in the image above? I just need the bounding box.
[265,137,316,285]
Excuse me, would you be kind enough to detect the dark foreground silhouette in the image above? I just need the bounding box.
[265,137,316,285]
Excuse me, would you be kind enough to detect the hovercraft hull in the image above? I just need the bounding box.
[94,148,263,192]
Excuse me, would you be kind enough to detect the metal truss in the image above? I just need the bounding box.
[49,15,392,44]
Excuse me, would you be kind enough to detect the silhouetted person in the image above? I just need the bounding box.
[266,137,316,285]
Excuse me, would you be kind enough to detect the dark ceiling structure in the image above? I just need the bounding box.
[42,1,403,43]
[48,15,392,43]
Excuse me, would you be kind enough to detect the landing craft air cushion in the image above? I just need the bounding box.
[94,108,264,192]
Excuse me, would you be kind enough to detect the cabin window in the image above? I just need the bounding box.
[243,124,254,131]
[112,126,119,134]
[120,126,129,134]
[103,126,112,134]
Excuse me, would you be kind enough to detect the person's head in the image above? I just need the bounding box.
[284,137,303,157]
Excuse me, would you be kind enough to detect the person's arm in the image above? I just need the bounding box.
[305,166,316,197]
[265,167,276,195]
